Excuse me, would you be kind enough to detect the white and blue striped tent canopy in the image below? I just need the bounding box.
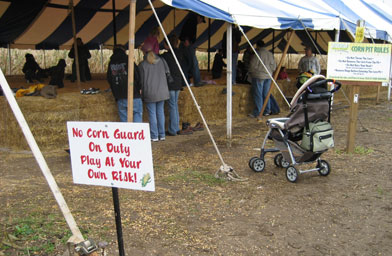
[0,0,390,54]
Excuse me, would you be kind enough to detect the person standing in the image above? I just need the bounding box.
[107,45,142,123]
[298,46,320,75]
[142,27,160,55]
[69,38,91,82]
[160,34,184,136]
[139,42,170,141]
[179,12,205,86]
[248,40,276,117]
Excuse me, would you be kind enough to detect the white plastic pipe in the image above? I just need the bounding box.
[226,23,232,140]
[0,68,84,244]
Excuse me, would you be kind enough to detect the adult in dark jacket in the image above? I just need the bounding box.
[68,38,91,82]
[161,35,184,136]
[221,25,242,84]
[47,59,66,88]
[139,43,170,141]
[179,12,205,86]
[22,53,43,83]
[107,45,142,122]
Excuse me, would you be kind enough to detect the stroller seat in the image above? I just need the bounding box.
[267,118,289,130]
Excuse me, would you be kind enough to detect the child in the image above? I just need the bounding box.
[211,49,226,79]
[278,66,289,80]
[141,27,160,55]
[48,59,66,88]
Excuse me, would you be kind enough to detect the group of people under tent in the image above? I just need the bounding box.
[108,11,320,142]
[22,38,92,88]
[21,11,320,142]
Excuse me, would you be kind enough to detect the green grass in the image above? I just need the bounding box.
[354,146,374,155]
[1,212,90,255]
[163,168,226,186]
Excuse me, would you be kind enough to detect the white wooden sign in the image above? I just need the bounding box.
[67,122,155,191]
[327,42,392,82]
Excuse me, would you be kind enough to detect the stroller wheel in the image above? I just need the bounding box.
[317,160,331,176]
[280,158,290,168]
[248,157,259,169]
[286,166,298,183]
[274,154,283,167]
[251,158,265,172]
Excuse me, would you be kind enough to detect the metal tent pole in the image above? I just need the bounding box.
[226,23,232,141]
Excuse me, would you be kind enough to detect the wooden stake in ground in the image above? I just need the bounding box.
[346,83,360,153]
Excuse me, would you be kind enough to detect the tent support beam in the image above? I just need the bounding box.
[0,68,84,245]
[112,0,117,45]
[226,23,232,141]
[100,44,104,73]
[7,44,11,75]
[259,30,294,117]
[208,18,211,72]
[70,0,81,85]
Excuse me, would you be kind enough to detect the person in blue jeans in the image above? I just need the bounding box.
[248,40,277,117]
[161,34,184,136]
[139,41,170,141]
[107,45,142,122]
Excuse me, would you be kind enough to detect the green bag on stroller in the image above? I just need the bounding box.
[301,121,334,152]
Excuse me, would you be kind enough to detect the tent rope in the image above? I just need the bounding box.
[232,16,291,108]
[148,0,246,181]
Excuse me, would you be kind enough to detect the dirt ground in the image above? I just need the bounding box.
[1,97,391,256]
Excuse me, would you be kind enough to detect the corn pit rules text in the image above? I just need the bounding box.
[67,122,155,191]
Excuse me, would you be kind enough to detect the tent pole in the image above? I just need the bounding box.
[208,18,211,72]
[259,30,294,117]
[272,30,275,54]
[112,0,117,45]
[335,28,340,42]
[226,23,232,141]
[128,0,136,122]
[0,68,84,245]
[70,0,81,85]
[100,44,104,73]
[7,44,11,75]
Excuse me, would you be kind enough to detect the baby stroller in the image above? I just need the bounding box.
[248,75,341,182]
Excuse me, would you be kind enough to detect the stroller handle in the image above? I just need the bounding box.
[308,79,341,93]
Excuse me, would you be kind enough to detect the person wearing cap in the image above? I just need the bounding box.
[248,40,277,117]
[179,12,205,86]
[298,46,320,75]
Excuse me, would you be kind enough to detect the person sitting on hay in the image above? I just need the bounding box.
[22,53,44,83]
